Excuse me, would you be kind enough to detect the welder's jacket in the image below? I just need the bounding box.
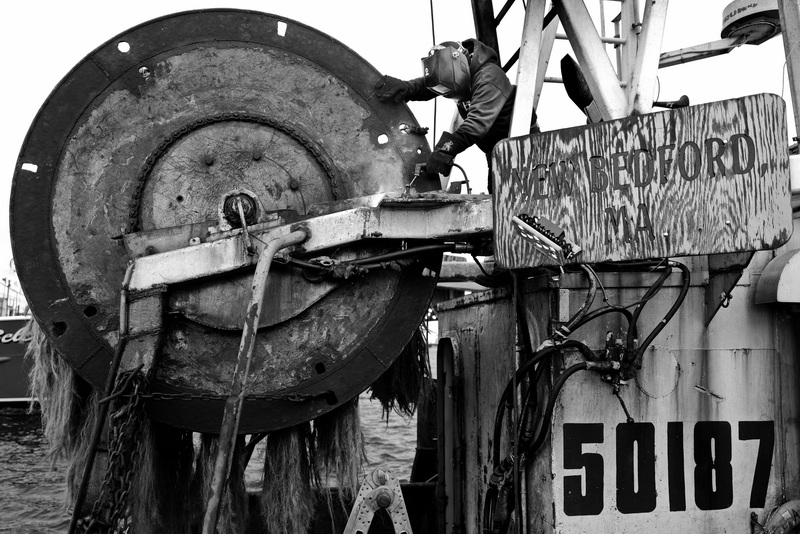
[403,39,536,157]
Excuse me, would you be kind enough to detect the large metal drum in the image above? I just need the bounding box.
[11,9,440,432]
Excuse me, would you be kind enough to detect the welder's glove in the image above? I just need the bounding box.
[374,75,414,103]
[425,151,454,176]
[426,131,464,176]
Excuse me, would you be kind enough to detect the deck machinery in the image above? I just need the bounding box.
[10,1,800,533]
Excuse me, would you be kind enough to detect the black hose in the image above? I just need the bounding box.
[634,260,690,361]
[571,305,634,331]
[627,262,673,351]
[491,340,596,467]
[521,362,588,456]
[558,265,598,337]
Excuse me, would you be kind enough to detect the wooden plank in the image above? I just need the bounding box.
[492,94,792,268]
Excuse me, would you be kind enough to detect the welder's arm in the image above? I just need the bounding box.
[374,76,436,102]
[424,82,508,177]
[448,80,509,150]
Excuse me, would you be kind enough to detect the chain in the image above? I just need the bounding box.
[126,111,345,233]
[78,372,148,534]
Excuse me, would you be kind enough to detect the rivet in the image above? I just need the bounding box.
[252,151,262,161]
[725,220,731,226]
[289,179,300,190]
[204,154,215,166]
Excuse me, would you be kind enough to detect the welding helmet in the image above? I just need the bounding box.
[422,41,471,101]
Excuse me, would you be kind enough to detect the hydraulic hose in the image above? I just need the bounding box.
[555,264,598,339]
[627,261,673,351]
[633,260,690,362]
[520,362,589,456]
[491,340,597,467]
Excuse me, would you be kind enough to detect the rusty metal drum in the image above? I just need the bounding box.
[11,9,440,432]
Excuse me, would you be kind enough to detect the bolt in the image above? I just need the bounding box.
[375,488,393,509]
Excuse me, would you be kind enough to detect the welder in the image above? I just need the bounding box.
[375,39,539,193]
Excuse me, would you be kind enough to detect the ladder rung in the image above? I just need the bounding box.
[555,33,626,45]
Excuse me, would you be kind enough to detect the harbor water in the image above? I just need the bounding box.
[0,394,417,533]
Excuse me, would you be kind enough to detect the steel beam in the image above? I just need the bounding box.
[128,195,493,292]
[471,0,501,57]
[534,15,561,109]
[628,0,669,115]
[779,0,800,136]
[555,0,628,120]
[510,0,548,136]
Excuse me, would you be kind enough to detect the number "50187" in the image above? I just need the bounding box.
[562,421,774,516]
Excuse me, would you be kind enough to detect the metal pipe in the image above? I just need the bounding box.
[555,32,626,44]
[202,229,307,534]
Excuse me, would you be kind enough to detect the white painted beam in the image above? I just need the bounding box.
[510,0,547,137]
[628,0,670,115]
[534,15,560,110]
[555,0,629,120]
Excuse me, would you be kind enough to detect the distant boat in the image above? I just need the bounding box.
[0,316,32,406]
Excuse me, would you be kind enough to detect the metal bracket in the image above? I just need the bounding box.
[344,468,413,534]
[704,251,755,326]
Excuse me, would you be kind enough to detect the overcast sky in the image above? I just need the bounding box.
[0,0,794,300]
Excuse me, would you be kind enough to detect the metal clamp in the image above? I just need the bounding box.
[344,468,413,534]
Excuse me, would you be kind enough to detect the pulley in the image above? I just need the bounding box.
[11,9,441,433]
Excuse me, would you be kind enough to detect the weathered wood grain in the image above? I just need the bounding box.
[493,93,792,267]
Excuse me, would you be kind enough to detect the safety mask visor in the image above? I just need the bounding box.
[421,44,471,100]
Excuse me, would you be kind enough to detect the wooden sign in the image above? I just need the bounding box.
[493,93,792,267]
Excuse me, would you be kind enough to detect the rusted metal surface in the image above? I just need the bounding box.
[11,10,441,432]
[434,244,799,532]
[437,290,517,534]
[124,194,493,293]
[493,94,792,267]
[522,255,800,533]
